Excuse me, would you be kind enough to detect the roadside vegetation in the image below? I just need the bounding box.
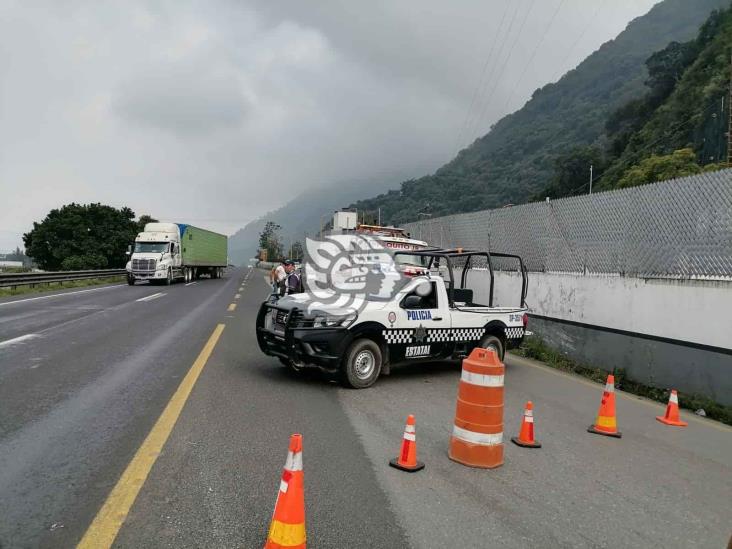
[513,336,732,426]
[0,276,126,298]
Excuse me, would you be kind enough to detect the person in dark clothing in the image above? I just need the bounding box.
[283,259,303,295]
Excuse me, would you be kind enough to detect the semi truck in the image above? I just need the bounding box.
[126,222,228,285]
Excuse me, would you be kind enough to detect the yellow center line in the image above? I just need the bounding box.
[227,303,237,312]
[77,323,226,549]
[507,352,732,432]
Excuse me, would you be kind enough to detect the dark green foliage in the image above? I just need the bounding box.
[136,214,158,233]
[533,146,607,199]
[258,221,283,261]
[351,0,728,223]
[23,203,142,270]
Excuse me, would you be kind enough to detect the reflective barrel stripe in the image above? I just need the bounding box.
[461,370,504,387]
[452,424,503,445]
[403,432,416,441]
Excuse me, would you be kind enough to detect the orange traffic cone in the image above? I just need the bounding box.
[588,374,622,438]
[265,434,306,549]
[389,415,425,472]
[511,401,541,448]
[656,390,688,427]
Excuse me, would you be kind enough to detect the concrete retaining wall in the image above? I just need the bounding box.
[465,269,732,405]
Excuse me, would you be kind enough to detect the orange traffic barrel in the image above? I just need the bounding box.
[449,347,504,468]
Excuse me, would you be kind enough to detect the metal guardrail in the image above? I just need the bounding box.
[0,269,127,289]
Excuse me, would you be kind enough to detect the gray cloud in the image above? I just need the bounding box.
[114,64,249,134]
[0,0,658,252]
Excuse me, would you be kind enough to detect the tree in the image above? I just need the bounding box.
[23,203,139,270]
[291,241,304,262]
[136,214,158,233]
[258,221,283,262]
[536,147,606,199]
[617,148,702,188]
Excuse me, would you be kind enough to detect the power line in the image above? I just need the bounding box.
[502,0,566,112]
[462,1,522,143]
[469,0,537,140]
[552,0,608,82]
[453,2,511,153]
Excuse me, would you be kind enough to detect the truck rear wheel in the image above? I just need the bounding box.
[479,334,505,361]
[342,338,382,389]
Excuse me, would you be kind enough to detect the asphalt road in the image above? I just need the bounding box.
[1,268,730,548]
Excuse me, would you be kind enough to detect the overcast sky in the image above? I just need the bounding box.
[0,0,659,252]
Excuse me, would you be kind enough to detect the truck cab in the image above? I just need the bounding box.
[256,248,528,388]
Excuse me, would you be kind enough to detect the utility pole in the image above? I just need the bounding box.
[378,207,381,226]
[589,164,593,194]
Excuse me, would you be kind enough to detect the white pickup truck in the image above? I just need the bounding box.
[256,248,528,388]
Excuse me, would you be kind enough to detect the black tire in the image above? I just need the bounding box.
[165,269,172,286]
[127,275,135,286]
[341,338,382,389]
[479,334,505,361]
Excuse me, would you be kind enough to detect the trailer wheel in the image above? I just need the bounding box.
[341,338,382,389]
[478,334,504,361]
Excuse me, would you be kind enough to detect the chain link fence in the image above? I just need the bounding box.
[404,169,732,279]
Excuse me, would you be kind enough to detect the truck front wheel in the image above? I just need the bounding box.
[342,338,382,389]
[127,274,135,286]
[165,269,172,286]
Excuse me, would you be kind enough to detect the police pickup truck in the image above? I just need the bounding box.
[256,248,528,389]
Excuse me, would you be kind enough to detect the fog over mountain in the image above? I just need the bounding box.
[1,1,660,252]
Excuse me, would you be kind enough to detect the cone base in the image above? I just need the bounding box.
[511,436,541,448]
[389,458,425,472]
[587,425,622,438]
[656,416,687,427]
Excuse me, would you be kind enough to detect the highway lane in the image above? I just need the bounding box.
[0,274,240,548]
[113,270,730,548]
[3,268,730,547]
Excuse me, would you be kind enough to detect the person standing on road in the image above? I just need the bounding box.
[284,260,303,295]
[270,260,287,295]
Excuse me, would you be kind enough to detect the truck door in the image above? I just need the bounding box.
[397,280,452,362]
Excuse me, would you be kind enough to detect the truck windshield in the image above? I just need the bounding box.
[134,242,168,253]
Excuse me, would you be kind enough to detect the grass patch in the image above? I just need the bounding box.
[513,336,732,426]
[0,276,126,298]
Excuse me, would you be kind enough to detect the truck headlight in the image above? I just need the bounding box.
[312,312,357,328]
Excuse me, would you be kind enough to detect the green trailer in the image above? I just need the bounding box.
[180,224,228,268]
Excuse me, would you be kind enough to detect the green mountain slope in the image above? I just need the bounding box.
[598,5,732,187]
[352,0,729,224]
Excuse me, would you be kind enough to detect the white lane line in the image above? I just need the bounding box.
[185,281,198,286]
[136,292,165,302]
[0,284,126,307]
[0,333,40,349]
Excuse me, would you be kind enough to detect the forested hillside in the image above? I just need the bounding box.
[351,0,729,225]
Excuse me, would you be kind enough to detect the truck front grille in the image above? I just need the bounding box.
[132,258,156,272]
